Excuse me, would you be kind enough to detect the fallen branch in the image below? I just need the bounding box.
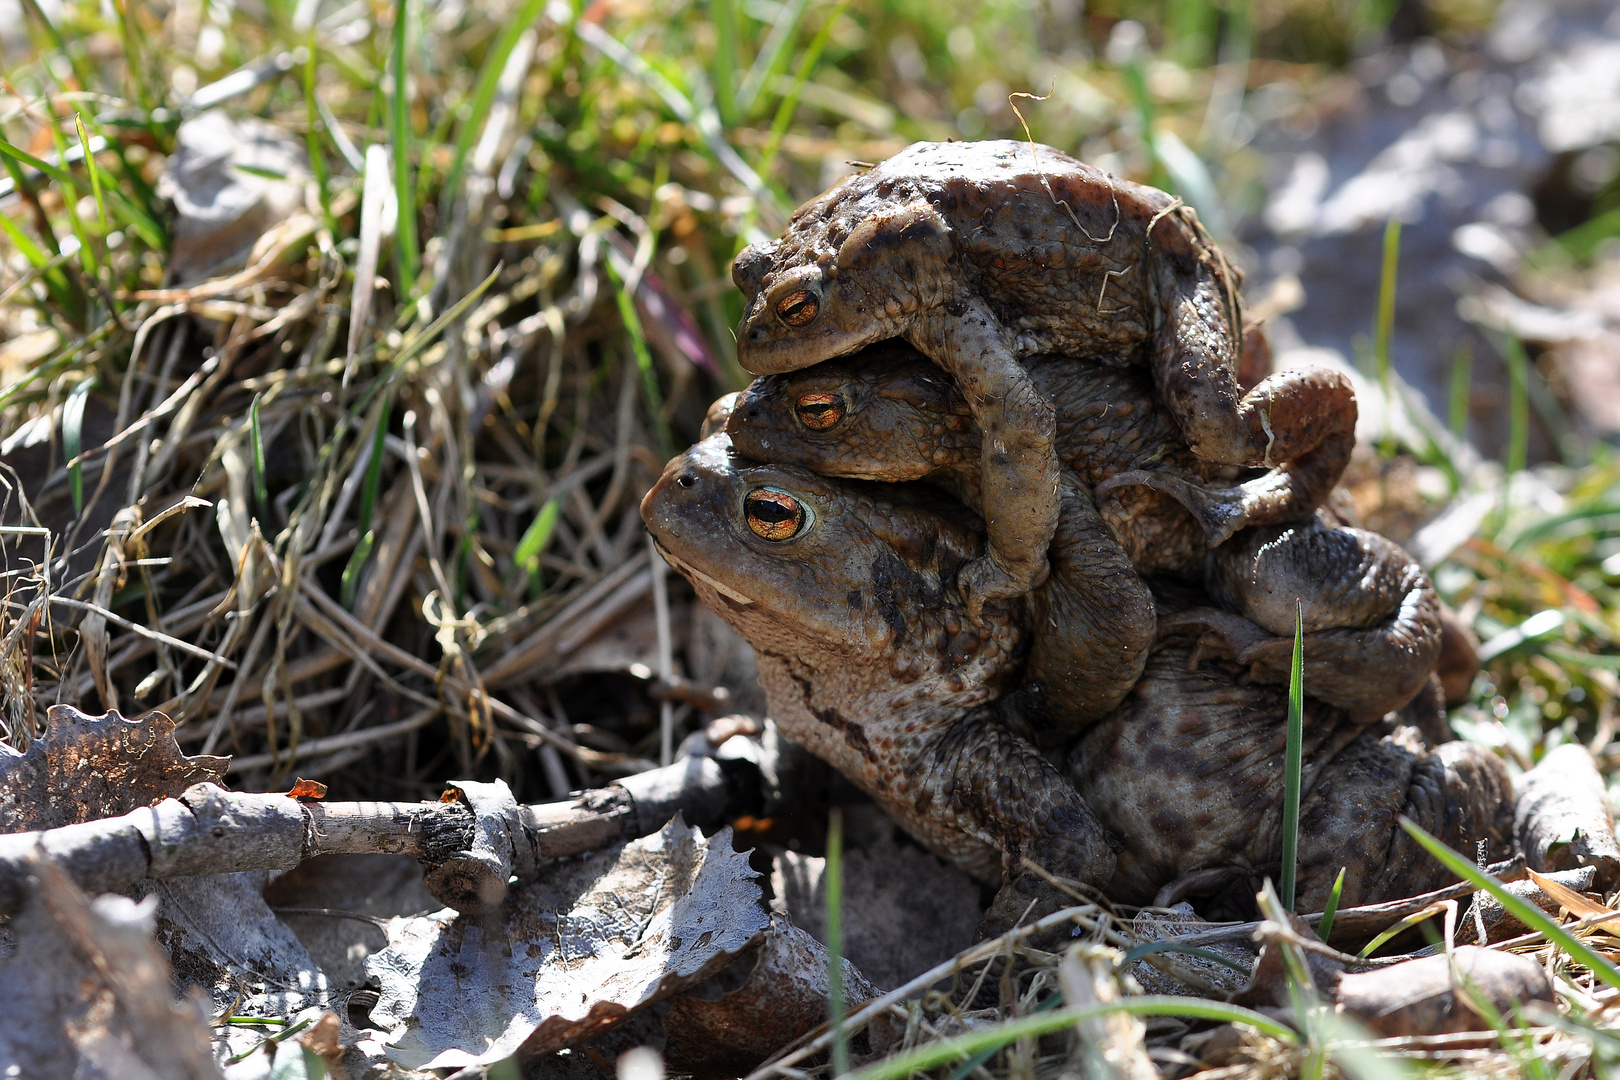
[0,751,761,917]
[1516,743,1620,891]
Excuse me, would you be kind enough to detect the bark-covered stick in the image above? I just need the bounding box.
[0,752,757,917]
[1516,742,1620,891]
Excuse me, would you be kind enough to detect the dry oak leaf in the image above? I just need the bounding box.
[366,815,770,1071]
[0,705,227,831]
[0,855,221,1079]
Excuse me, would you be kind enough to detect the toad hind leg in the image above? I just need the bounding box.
[914,298,1061,620]
[1148,210,1358,484]
[929,712,1118,937]
[1196,522,1443,719]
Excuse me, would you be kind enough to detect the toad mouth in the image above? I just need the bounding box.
[652,539,755,606]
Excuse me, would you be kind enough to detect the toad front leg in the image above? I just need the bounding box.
[924,711,1118,937]
[1148,211,1358,538]
[1019,477,1156,746]
[914,298,1060,620]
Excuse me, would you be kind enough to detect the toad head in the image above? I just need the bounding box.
[731,201,954,376]
[723,343,974,483]
[641,432,1018,692]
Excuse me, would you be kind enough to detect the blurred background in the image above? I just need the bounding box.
[2,0,1620,809]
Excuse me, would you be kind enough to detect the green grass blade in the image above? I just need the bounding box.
[736,0,809,115]
[1448,340,1472,443]
[250,393,269,511]
[390,0,420,297]
[302,38,335,231]
[1154,130,1227,237]
[1399,817,1620,993]
[1504,334,1529,476]
[606,261,674,461]
[63,376,96,515]
[1357,903,1444,959]
[43,121,97,277]
[759,0,849,174]
[1120,939,1253,975]
[376,265,502,385]
[1317,867,1346,941]
[0,137,164,250]
[1121,56,1166,189]
[75,115,108,236]
[1281,602,1304,910]
[0,194,54,268]
[513,497,559,597]
[355,396,392,537]
[944,994,1064,1080]
[340,529,377,609]
[440,0,549,209]
[848,998,1298,1080]
[0,323,117,412]
[1375,218,1401,456]
[827,806,849,1078]
[17,0,95,94]
[1167,0,1217,65]
[711,0,740,127]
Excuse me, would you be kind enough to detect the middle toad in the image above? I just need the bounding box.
[733,140,1356,619]
[723,343,1439,733]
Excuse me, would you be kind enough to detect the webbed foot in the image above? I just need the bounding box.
[1097,429,1351,549]
[1157,607,1274,670]
[1097,470,1254,547]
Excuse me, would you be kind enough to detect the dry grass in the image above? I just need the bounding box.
[9,0,1620,1075]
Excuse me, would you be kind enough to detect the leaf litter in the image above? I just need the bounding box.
[12,0,1620,1077]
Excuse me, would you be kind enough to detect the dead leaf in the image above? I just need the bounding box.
[664,915,883,1075]
[299,1012,344,1063]
[145,871,338,1018]
[156,112,310,285]
[1525,867,1620,933]
[0,854,220,1079]
[0,705,227,831]
[366,816,769,1070]
[288,778,328,800]
[1334,947,1554,1037]
[770,818,982,990]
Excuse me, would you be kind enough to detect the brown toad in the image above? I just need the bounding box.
[732,140,1357,616]
[724,345,1437,726]
[640,440,1510,923]
[641,432,1117,931]
[1072,637,1513,915]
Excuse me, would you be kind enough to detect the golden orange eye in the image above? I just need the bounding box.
[744,488,807,541]
[795,391,845,431]
[775,290,819,327]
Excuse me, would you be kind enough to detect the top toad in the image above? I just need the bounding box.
[733,139,1355,616]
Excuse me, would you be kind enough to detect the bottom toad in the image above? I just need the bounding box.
[641,434,1513,932]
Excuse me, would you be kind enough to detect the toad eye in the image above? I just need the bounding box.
[774,290,819,327]
[795,391,845,431]
[744,487,809,541]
